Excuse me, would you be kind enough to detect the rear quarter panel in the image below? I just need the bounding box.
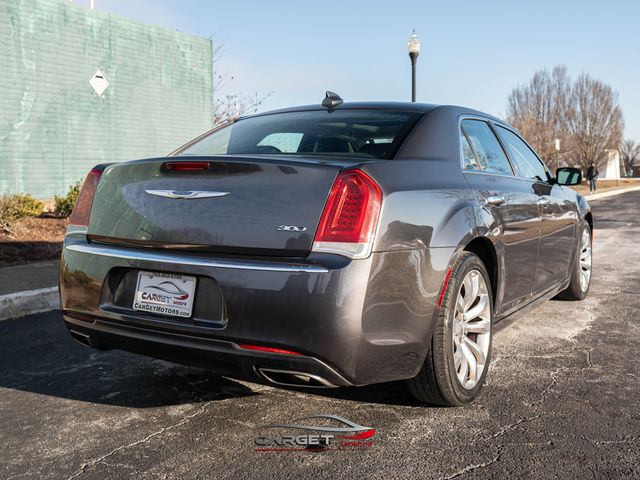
[357,157,479,364]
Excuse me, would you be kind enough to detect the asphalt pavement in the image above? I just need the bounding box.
[0,260,59,295]
[1,192,639,479]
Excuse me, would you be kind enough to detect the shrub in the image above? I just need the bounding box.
[0,193,45,228]
[54,181,81,218]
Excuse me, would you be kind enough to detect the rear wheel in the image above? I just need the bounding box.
[407,252,493,406]
[556,222,592,300]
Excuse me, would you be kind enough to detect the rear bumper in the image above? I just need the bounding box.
[60,234,451,386]
[63,312,352,387]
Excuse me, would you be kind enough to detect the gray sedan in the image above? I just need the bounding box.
[59,95,591,406]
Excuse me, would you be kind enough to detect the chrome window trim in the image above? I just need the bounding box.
[462,169,558,189]
[64,243,329,273]
[462,170,521,180]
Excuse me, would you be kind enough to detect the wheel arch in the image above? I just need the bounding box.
[584,211,593,233]
[463,236,499,308]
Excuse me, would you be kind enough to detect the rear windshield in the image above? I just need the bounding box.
[179,109,424,159]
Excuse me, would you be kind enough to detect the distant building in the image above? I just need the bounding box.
[0,0,213,198]
[632,158,640,177]
[600,150,621,180]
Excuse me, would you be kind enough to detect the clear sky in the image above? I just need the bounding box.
[75,0,640,143]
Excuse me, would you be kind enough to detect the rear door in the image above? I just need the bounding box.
[460,119,541,315]
[494,126,577,294]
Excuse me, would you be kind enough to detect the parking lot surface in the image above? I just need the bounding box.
[1,193,639,479]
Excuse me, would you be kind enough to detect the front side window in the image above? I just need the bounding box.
[461,120,513,176]
[496,126,549,182]
[179,110,424,159]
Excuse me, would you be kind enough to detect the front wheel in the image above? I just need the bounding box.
[556,222,592,301]
[407,252,493,406]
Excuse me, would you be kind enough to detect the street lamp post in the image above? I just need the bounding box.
[407,30,421,102]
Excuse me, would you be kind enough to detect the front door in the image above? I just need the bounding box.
[532,183,577,293]
[493,125,577,295]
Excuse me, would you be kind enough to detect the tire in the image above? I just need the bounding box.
[407,252,493,406]
[556,221,592,301]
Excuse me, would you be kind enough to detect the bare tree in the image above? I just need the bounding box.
[213,92,271,125]
[210,33,271,125]
[507,67,625,174]
[620,139,640,176]
[506,66,571,170]
[567,74,624,172]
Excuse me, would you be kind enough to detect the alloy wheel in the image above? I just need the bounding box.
[452,270,491,390]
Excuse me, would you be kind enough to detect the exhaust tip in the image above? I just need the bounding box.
[257,368,337,388]
[69,330,100,349]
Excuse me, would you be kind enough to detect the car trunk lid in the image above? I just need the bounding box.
[87,156,345,256]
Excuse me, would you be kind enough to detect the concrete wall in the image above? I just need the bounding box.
[0,0,213,198]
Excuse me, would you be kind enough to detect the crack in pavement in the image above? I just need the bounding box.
[526,367,563,407]
[438,436,557,479]
[587,435,640,446]
[567,337,594,372]
[440,445,503,479]
[65,400,214,480]
[522,307,597,409]
[469,297,601,478]
[6,473,28,480]
[482,413,542,441]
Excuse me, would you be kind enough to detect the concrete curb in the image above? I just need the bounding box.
[0,287,59,321]
[584,185,640,201]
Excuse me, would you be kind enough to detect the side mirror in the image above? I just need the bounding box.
[556,167,582,186]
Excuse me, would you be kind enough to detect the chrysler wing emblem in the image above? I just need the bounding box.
[145,189,229,199]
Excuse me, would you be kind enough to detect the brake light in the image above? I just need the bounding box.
[312,169,382,259]
[68,168,103,228]
[165,161,210,171]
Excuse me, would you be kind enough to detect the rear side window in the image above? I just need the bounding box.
[461,120,513,176]
[496,126,549,182]
[180,110,424,159]
[461,133,480,170]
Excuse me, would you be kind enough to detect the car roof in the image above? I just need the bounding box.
[246,102,506,125]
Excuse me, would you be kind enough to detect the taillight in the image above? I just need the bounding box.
[312,169,382,259]
[68,168,103,228]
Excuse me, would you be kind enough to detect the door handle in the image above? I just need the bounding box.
[537,197,551,207]
[485,195,506,206]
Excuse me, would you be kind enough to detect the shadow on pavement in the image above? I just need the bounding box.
[0,311,424,408]
[286,382,427,407]
[0,311,257,408]
[0,241,62,268]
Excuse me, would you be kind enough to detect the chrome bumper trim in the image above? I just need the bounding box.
[64,243,329,273]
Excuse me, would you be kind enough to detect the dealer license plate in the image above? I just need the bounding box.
[133,271,197,318]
